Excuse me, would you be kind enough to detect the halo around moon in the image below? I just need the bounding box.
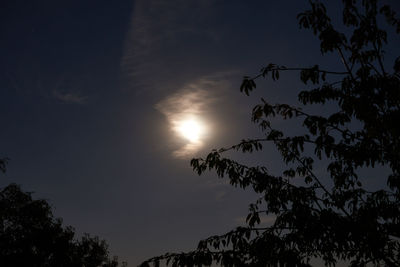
[155,87,213,158]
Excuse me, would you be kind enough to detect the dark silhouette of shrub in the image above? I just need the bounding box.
[0,183,126,267]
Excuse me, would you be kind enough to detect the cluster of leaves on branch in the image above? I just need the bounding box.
[0,183,126,267]
[0,158,7,174]
[142,0,400,266]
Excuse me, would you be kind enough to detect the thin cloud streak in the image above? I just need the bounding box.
[121,0,219,92]
[52,90,87,104]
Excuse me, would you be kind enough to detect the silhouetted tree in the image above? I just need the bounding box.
[142,0,400,266]
[0,158,7,174]
[0,183,126,267]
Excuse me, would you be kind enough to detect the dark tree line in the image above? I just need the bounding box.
[142,0,400,266]
[0,182,126,267]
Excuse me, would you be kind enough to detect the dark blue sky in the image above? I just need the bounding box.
[1,0,399,265]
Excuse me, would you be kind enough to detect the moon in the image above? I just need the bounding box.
[176,118,206,143]
[155,88,213,157]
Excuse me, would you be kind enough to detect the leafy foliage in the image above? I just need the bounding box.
[0,183,126,267]
[0,158,7,173]
[142,0,400,266]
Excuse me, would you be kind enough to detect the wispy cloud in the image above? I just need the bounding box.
[121,0,220,92]
[53,90,87,104]
[2,70,88,105]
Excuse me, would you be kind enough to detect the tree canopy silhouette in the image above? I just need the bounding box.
[142,0,400,266]
[0,183,126,267]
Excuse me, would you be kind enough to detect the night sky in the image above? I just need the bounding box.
[1,0,399,265]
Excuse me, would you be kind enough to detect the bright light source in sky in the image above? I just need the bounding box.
[156,87,217,158]
[176,118,206,143]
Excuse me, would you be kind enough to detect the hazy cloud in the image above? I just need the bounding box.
[121,0,219,92]
[53,90,87,104]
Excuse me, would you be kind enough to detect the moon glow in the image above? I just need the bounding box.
[176,118,206,143]
[156,88,215,158]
